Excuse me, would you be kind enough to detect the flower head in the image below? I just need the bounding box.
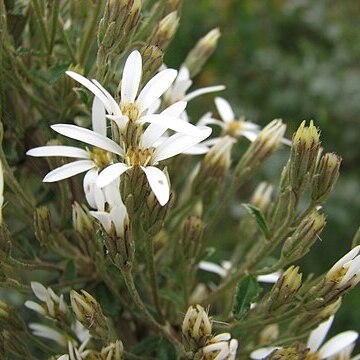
[201,333,238,360]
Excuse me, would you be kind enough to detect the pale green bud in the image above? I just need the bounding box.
[258,324,279,345]
[33,206,52,247]
[140,45,164,85]
[0,301,25,332]
[70,290,109,340]
[100,340,124,360]
[183,28,221,77]
[2,330,29,358]
[181,216,204,261]
[251,182,273,213]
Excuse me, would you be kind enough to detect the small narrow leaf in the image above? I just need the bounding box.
[243,203,269,238]
[232,275,261,320]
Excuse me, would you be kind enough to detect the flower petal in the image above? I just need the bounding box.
[103,178,123,208]
[27,146,90,159]
[184,85,225,102]
[153,127,212,162]
[137,69,177,112]
[43,160,95,182]
[96,163,130,188]
[182,144,210,155]
[141,166,170,206]
[83,168,99,209]
[199,261,227,277]
[215,97,235,123]
[66,71,113,114]
[51,124,124,156]
[307,316,334,353]
[91,79,122,116]
[121,50,142,103]
[31,282,48,301]
[319,331,359,358]
[92,96,107,136]
[89,211,111,233]
[250,347,279,360]
[140,114,201,136]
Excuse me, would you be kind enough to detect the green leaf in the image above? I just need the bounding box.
[242,203,270,238]
[46,63,71,84]
[157,338,177,360]
[232,275,261,320]
[159,288,185,308]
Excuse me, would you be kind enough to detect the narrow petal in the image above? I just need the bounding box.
[104,178,123,208]
[257,271,282,283]
[43,160,95,182]
[89,211,111,233]
[140,114,202,136]
[24,301,46,315]
[105,114,128,131]
[198,118,226,128]
[91,79,122,116]
[250,347,279,360]
[83,168,99,209]
[51,124,124,156]
[92,96,107,136]
[121,50,142,103]
[199,261,227,277]
[184,85,225,102]
[66,71,112,114]
[31,282,48,301]
[96,163,130,188]
[153,127,212,162]
[141,166,170,206]
[137,69,177,112]
[27,146,90,159]
[215,97,235,123]
[162,101,188,117]
[182,144,210,155]
[239,129,259,142]
[307,316,334,353]
[319,331,358,358]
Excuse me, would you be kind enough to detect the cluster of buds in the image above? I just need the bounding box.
[180,216,204,263]
[25,282,69,322]
[70,290,109,340]
[200,333,238,360]
[0,300,25,332]
[100,340,124,360]
[1,329,29,359]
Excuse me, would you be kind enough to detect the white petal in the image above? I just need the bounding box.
[104,178,123,208]
[153,127,212,162]
[327,246,360,279]
[96,163,130,188]
[141,166,170,206]
[106,114,129,131]
[91,79,122,116]
[319,331,359,358]
[30,282,49,301]
[239,129,259,142]
[94,184,106,211]
[43,160,95,182]
[199,118,226,128]
[51,124,124,156]
[182,144,210,155]
[215,97,235,123]
[140,114,202,136]
[25,301,46,315]
[199,261,227,277]
[92,96,107,136]
[27,146,90,159]
[121,50,142,103]
[146,98,161,115]
[83,168,99,209]
[257,271,282,284]
[66,71,113,114]
[110,204,127,237]
[184,85,225,102]
[212,333,231,342]
[177,67,191,82]
[307,316,334,352]
[90,211,112,233]
[137,69,177,112]
[29,323,67,346]
[229,339,238,360]
[250,347,279,360]
[162,101,188,117]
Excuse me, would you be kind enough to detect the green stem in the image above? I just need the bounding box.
[31,0,50,51]
[58,17,77,63]
[48,0,60,56]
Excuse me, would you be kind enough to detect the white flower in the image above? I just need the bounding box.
[57,338,93,360]
[95,112,212,205]
[163,66,225,105]
[25,282,68,318]
[26,96,123,183]
[201,333,238,360]
[66,51,200,136]
[250,316,359,360]
[29,323,67,347]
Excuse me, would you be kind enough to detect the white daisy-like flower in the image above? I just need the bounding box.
[26,97,123,183]
[25,282,68,319]
[250,316,359,360]
[163,66,225,105]
[57,338,93,360]
[95,104,212,206]
[201,333,238,360]
[66,51,201,136]
[29,323,67,347]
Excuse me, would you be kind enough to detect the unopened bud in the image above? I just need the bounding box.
[0,301,25,332]
[287,120,321,193]
[70,290,109,340]
[182,305,212,349]
[258,324,279,345]
[33,206,52,247]
[2,330,29,358]
[281,210,326,261]
[141,45,164,85]
[72,202,94,237]
[181,216,204,260]
[183,28,221,77]
[164,0,182,13]
[265,266,302,312]
[311,152,341,204]
[100,340,124,360]
[251,182,273,213]
[200,333,238,360]
[235,120,286,182]
[148,11,179,51]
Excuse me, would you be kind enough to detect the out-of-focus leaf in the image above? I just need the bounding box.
[243,203,269,238]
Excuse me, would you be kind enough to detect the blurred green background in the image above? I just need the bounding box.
[166,0,360,337]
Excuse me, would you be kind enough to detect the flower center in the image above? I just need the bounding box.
[125,147,154,167]
[121,102,140,122]
[306,352,321,360]
[89,147,113,168]
[226,120,242,137]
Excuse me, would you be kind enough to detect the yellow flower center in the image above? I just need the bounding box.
[306,352,321,360]
[226,120,243,137]
[125,147,154,167]
[121,102,140,122]
[89,147,113,168]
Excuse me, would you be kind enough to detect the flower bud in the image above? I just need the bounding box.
[250,182,273,213]
[72,202,95,239]
[183,28,221,78]
[140,45,164,85]
[311,152,341,204]
[182,305,212,348]
[281,210,326,261]
[266,344,309,360]
[148,11,179,51]
[70,290,109,340]
[100,340,124,360]
[181,216,204,261]
[258,324,279,345]
[0,301,25,332]
[287,120,321,193]
[2,330,30,358]
[33,206,52,247]
[200,333,238,360]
